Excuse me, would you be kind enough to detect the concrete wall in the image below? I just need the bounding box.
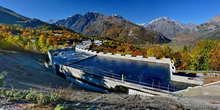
[48,47,176,75]
[66,75,108,93]
[47,47,178,96]
[128,89,155,96]
[47,47,75,66]
[75,47,175,65]
[59,65,121,89]
[58,64,172,96]
[75,47,176,79]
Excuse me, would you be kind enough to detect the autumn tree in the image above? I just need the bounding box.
[38,34,47,48]
[146,45,173,59]
[146,46,163,58]
[189,40,217,70]
[209,42,220,70]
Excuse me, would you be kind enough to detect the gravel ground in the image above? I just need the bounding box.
[0,97,25,110]
[176,82,220,110]
[0,49,71,90]
[0,95,217,110]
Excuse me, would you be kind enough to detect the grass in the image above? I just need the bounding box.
[176,70,220,74]
[0,71,7,87]
[0,40,45,55]
[0,40,22,51]
[0,89,61,105]
[0,88,90,110]
[54,105,71,110]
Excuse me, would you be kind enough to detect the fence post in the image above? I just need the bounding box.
[121,73,124,82]
[168,84,170,91]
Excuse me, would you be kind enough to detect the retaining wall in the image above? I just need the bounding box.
[48,47,176,75]
[75,47,176,80]
[59,64,172,96]
[76,47,173,65]
[47,47,75,66]
[47,47,179,96]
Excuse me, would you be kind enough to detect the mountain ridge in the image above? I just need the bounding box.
[1,5,219,43]
[0,5,65,30]
[55,12,171,44]
[144,17,198,38]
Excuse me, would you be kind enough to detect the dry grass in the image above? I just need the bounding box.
[23,104,54,110]
[204,76,220,84]
[209,101,220,104]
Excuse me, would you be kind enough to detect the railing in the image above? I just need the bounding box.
[67,63,177,92]
[176,70,220,74]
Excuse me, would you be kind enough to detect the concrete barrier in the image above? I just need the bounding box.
[125,54,132,57]
[58,64,173,96]
[74,47,179,82]
[115,54,122,56]
[106,53,112,55]
[75,47,173,65]
[47,47,191,96]
[136,56,143,58]
[47,50,53,66]
[128,89,155,96]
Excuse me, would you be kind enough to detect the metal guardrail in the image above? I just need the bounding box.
[68,63,177,92]
[176,70,220,74]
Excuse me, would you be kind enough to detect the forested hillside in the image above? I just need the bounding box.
[90,40,220,71]
[0,24,81,53]
[0,24,219,71]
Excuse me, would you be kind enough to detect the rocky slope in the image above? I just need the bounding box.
[144,16,220,41]
[144,17,198,39]
[55,12,171,44]
[198,15,220,32]
[0,6,29,24]
[194,15,220,40]
[198,29,220,40]
[0,5,63,29]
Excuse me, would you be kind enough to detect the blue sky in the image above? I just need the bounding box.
[0,0,220,24]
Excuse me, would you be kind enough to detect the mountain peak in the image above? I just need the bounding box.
[111,14,123,19]
[155,17,170,20]
[148,17,180,25]
[144,17,197,38]
[197,15,220,32]
[55,12,171,44]
[67,14,82,18]
[85,11,103,16]
[208,15,220,23]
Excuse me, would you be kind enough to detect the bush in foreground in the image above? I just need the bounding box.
[0,89,61,105]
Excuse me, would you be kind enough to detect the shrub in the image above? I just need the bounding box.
[0,71,7,87]
[25,90,38,101]
[55,105,66,110]
[36,93,50,105]
[49,92,60,102]
[55,105,70,110]
[0,89,61,105]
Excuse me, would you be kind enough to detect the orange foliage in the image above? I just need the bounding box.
[209,43,220,70]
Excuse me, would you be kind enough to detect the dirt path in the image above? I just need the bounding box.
[0,49,70,90]
[175,82,220,109]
